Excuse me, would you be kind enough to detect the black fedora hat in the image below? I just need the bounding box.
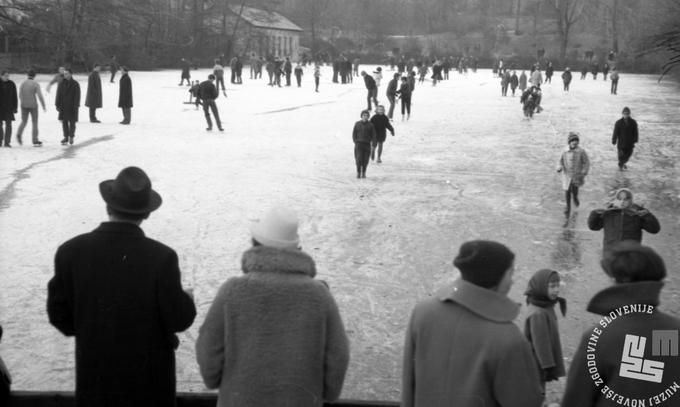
[99,167,162,214]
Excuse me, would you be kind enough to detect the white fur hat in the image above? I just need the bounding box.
[250,207,300,249]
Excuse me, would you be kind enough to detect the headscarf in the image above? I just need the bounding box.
[525,269,567,316]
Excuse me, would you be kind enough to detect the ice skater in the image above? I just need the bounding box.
[611,106,638,170]
[188,80,200,108]
[0,71,18,147]
[587,188,660,254]
[213,59,226,97]
[561,68,572,91]
[16,69,46,146]
[519,70,527,93]
[109,55,118,83]
[370,105,394,163]
[294,63,303,87]
[545,62,554,84]
[46,67,65,93]
[198,74,223,132]
[361,71,378,111]
[118,66,132,125]
[313,63,321,92]
[55,68,80,145]
[85,64,102,123]
[179,58,191,86]
[396,76,412,121]
[386,73,399,119]
[510,71,518,96]
[610,68,619,94]
[352,110,376,179]
[556,132,590,217]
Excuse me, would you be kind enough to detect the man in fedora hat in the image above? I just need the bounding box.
[47,166,196,406]
[196,206,350,407]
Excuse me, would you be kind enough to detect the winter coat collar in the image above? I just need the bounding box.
[241,246,316,278]
[94,221,145,236]
[587,281,663,316]
[436,278,520,322]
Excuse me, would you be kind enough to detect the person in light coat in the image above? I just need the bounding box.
[195,207,350,407]
[557,132,590,216]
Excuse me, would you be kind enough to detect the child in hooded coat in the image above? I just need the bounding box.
[524,269,567,392]
[557,132,590,216]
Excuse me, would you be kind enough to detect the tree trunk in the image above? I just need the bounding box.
[515,0,521,34]
[533,1,540,38]
[611,0,619,53]
[310,20,317,57]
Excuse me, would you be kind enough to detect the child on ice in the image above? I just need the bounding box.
[524,269,567,392]
[557,132,590,217]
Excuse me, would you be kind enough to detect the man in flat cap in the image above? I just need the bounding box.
[47,166,196,406]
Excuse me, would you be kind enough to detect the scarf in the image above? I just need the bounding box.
[525,269,567,316]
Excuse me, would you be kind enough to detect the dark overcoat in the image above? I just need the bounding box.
[118,73,133,108]
[612,117,638,149]
[55,78,81,121]
[47,222,197,407]
[85,71,102,108]
[0,80,18,121]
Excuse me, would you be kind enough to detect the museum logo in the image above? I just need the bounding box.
[586,304,680,406]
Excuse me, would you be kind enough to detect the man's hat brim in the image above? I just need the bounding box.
[99,180,163,214]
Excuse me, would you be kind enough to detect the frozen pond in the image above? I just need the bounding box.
[0,66,679,403]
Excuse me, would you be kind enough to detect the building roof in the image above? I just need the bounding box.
[230,5,303,32]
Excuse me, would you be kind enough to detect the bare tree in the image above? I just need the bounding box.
[551,0,587,61]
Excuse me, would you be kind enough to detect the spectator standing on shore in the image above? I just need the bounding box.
[611,106,638,170]
[587,188,660,254]
[294,62,303,87]
[55,68,80,145]
[118,66,132,125]
[0,71,18,147]
[561,242,680,407]
[16,69,46,146]
[284,57,293,86]
[402,240,544,407]
[47,166,196,407]
[524,269,567,393]
[195,206,350,407]
[85,64,102,123]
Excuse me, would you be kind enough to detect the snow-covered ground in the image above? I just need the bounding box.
[0,66,678,403]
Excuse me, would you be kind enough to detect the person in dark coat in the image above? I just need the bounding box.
[369,105,394,163]
[234,57,243,84]
[179,58,191,86]
[198,74,223,132]
[0,71,18,147]
[118,66,133,125]
[85,64,102,123]
[602,62,610,80]
[524,269,566,392]
[402,241,544,407]
[274,58,283,87]
[361,71,378,111]
[396,77,412,121]
[294,62,303,87]
[47,166,197,407]
[612,106,638,170]
[195,206,350,407]
[580,64,588,80]
[109,55,118,83]
[561,67,573,91]
[352,110,376,179]
[561,241,680,407]
[591,61,599,79]
[386,73,399,119]
[55,68,80,145]
[510,70,519,96]
[587,188,660,254]
[284,57,292,86]
[545,62,554,83]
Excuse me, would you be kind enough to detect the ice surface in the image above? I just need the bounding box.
[0,66,678,402]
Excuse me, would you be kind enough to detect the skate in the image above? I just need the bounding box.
[33,141,43,147]
[69,136,74,145]
[61,138,68,145]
